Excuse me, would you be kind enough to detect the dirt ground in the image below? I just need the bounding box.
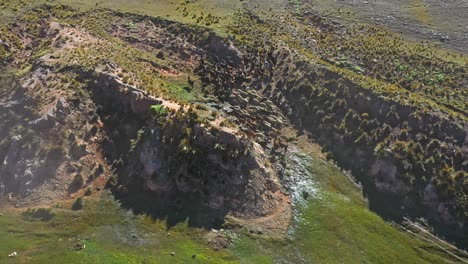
[307,0,468,53]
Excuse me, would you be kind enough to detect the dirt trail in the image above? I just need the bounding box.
[228,190,291,235]
[153,94,240,136]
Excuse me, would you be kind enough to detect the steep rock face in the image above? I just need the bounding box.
[92,71,162,114]
[135,121,278,214]
[1,11,287,226]
[88,71,285,223]
[206,33,242,66]
[0,76,42,197]
[370,159,410,194]
[268,50,467,244]
[0,69,108,206]
[1,64,285,222]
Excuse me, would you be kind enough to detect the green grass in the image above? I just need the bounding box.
[0,1,466,263]
[1,146,465,264]
[0,0,239,35]
[231,10,467,119]
[294,191,455,263]
[14,63,32,77]
[165,81,197,103]
[0,193,237,263]
[232,236,276,264]
[0,149,464,263]
[231,151,464,263]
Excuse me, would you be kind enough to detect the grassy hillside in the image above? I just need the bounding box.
[0,0,466,263]
[1,146,465,263]
[232,145,466,263]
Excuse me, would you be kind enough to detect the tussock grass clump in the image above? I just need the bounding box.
[22,208,55,222]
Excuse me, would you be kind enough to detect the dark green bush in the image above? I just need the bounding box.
[84,187,92,196]
[69,174,84,192]
[72,197,85,210]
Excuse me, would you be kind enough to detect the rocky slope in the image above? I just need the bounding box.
[0,5,291,234]
[0,1,466,252]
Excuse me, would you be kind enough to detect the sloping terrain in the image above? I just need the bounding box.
[305,0,468,53]
[0,0,466,263]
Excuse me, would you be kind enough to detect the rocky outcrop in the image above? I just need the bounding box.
[0,69,108,205]
[29,98,70,130]
[370,159,410,195]
[93,71,162,114]
[194,38,467,245]
[82,70,286,222]
[206,33,242,66]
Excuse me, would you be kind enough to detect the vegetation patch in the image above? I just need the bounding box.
[22,208,56,222]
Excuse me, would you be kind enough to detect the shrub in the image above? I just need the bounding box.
[156,51,164,59]
[151,104,167,118]
[359,119,370,132]
[72,197,85,210]
[426,139,441,153]
[108,174,118,186]
[130,129,144,151]
[84,187,92,196]
[399,129,409,140]
[454,149,463,165]
[451,171,466,184]
[195,104,208,110]
[354,132,371,147]
[69,174,84,192]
